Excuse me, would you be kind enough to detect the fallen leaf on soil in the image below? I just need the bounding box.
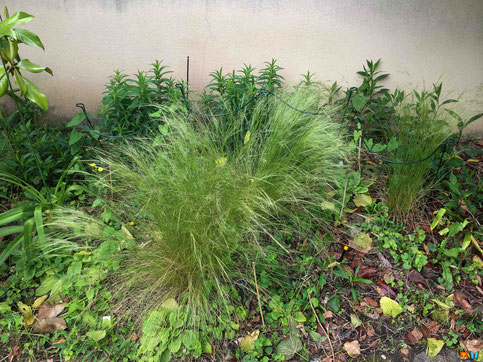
[240,330,259,352]
[36,303,65,320]
[344,340,360,358]
[376,252,393,270]
[8,345,21,361]
[357,266,377,280]
[51,337,66,346]
[400,348,409,356]
[33,303,66,334]
[368,339,379,349]
[32,295,48,309]
[362,297,378,307]
[407,327,423,343]
[404,270,427,285]
[350,233,372,253]
[129,332,138,342]
[17,302,35,326]
[323,310,333,319]
[375,281,397,298]
[350,314,362,328]
[407,304,415,313]
[426,338,444,357]
[460,339,483,353]
[353,194,372,207]
[421,321,440,338]
[33,318,67,334]
[453,292,474,313]
[366,324,376,337]
[380,297,403,318]
[474,255,483,268]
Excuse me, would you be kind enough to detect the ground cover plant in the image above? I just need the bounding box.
[0,14,482,360]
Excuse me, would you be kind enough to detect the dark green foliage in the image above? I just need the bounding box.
[97,60,181,136]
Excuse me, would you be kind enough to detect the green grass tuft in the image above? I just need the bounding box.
[52,88,348,326]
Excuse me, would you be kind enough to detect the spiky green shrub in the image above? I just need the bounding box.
[386,86,453,218]
[53,88,347,328]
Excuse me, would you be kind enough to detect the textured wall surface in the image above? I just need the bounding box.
[3,0,483,132]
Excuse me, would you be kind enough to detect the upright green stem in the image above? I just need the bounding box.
[0,50,49,197]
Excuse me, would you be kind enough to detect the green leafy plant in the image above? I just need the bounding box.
[0,7,52,110]
[332,265,372,301]
[202,59,284,117]
[93,60,180,137]
[0,160,81,269]
[51,88,347,341]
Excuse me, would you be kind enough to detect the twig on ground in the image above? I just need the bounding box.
[252,218,292,257]
[309,295,335,361]
[339,178,348,219]
[253,261,265,328]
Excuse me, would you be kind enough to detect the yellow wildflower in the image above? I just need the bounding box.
[89,163,96,167]
[97,167,104,172]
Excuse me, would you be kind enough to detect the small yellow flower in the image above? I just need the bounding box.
[129,221,135,226]
[89,163,96,167]
[343,246,349,251]
[97,167,104,172]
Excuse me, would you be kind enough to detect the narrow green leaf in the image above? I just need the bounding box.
[444,109,463,123]
[13,28,44,49]
[23,218,34,260]
[0,23,16,38]
[430,208,446,230]
[17,59,53,75]
[14,69,27,95]
[23,78,48,111]
[0,73,8,97]
[0,232,24,265]
[0,225,24,237]
[0,206,34,226]
[441,99,457,106]
[34,206,45,244]
[465,113,483,127]
[461,232,471,250]
[3,11,34,27]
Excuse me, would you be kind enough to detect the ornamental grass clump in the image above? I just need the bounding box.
[386,87,453,219]
[54,88,348,327]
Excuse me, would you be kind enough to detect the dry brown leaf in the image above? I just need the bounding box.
[366,324,376,337]
[362,297,378,307]
[8,345,21,362]
[33,318,67,334]
[421,321,440,338]
[357,266,377,280]
[400,348,409,356]
[52,337,66,346]
[460,339,483,353]
[404,270,427,285]
[344,340,360,358]
[453,292,474,313]
[37,303,65,320]
[129,332,138,342]
[407,327,423,343]
[323,310,333,319]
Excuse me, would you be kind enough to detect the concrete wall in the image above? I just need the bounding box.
[3,0,483,132]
